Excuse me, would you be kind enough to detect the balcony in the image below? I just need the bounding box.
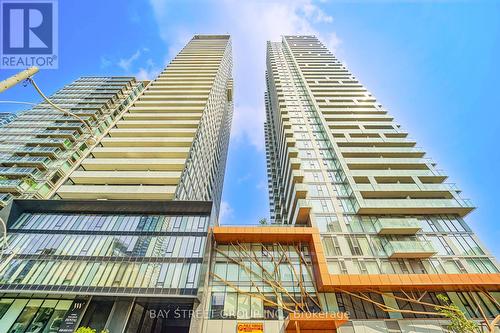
[25,138,71,149]
[0,156,52,170]
[13,146,61,158]
[358,198,474,217]
[291,199,312,225]
[37,129,78,140]
[0,179,30,194]
[0,193,12,207]
[0,167,39,178]
[384,240,436,259]
[374,218,421,235]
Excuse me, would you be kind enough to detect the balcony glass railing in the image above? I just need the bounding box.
[0,167,39,178]
[25,138,70,147]
[0,179,29,193]
[384,240,436,258]
[0,156,51,169]
[13,146,61,154]
[374,218,421,235]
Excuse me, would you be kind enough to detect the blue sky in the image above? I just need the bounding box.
[1,0,499,257]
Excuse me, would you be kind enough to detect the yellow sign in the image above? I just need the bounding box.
[236,322,264,333]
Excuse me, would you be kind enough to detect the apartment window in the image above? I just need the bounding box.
[346,236,363,256]
[223,293,237,319]
[237,294,251,319]
[379,260,395,274]
[364,260,380,274]
[356,259,368,274]
[360,218,376,233]
[335,293,388,319]
[322,236,341,256]
[226,264,239,281]
[315,216,341,232]
[443,259,461,273]
[395,292,442,318]
[391,260,409,274]
[408,260,427,274]
[428,235,454,255]
[434,216,467,232]
[420,218,439,232]
[466,258,499,273]
[344,216,363,233]
[263,294,279,319]
[449,235,484,256]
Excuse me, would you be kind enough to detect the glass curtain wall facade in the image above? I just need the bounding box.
[0,77,144,207]
[0,200,211,333]
[1,212,208,295]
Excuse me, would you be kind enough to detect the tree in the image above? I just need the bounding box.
[435,294,478,333]
[211,242,321,313]
[258,218,268,225]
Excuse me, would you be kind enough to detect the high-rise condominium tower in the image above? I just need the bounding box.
[0,77,143,207]
[0,35,233,333]
[262,35,499,331]
[56,36,233,214]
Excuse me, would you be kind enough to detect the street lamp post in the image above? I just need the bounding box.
[0,67,39,93]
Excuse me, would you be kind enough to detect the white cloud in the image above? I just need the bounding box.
[219,200,234,223]
[324,31,342,53]
[135,58,162,80]
[112,48,164,80]
[147,0,341,150]
[301,2,333,23]
[118,49,142,71]
[135,67,160,81]
[231,105,266,150]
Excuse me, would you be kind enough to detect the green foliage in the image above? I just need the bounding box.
[21,177,37,188]
[75,328,109,333]
[259,218,268,225]
[435,294,479,333]
[75,328,95,333]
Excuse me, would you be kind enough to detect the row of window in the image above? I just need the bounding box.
[210,292,321,320]
[326,257,498,275]
[321,234,484,257]
[0,260,201,291]
[212,262,314,287]
[12,213,209,233]
[7,233,206,258]
[215,244,310,259]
